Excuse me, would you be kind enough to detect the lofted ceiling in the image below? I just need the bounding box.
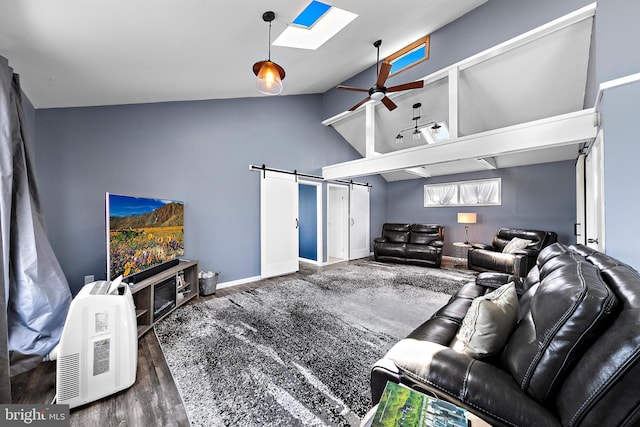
[0,0,487,108]
[326,11,595,181]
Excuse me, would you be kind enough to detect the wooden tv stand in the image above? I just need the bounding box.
[128,260,199,337]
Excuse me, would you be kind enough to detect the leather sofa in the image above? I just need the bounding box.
[467,228,557,276]
[371,243,640,426]
[373,223,444,268]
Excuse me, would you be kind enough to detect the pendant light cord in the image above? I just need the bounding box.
[267,21,272,61]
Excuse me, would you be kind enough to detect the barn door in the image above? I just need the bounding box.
[349,185,370,260]
[260,171,299,278]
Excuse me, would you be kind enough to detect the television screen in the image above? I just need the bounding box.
[106,193,184,280]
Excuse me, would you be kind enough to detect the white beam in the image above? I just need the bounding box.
[365,103,376,157]
[448,67,459,139]
[475,157,498,169]
[322,109,596,180]
[406,167,432,178]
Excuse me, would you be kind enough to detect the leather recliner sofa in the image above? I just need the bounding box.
[373,223,444,268]
[467,227,557,277]
[371,243,640,426]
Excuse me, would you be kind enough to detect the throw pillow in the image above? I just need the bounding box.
[503,237,533,254]
[452,282,518,359]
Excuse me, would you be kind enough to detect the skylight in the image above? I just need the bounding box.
[420,122,450,144]
[292,1,332,28]
[273,4,358,50]
[385,36,430,77]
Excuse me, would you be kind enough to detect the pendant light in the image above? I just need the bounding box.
[252,11,286,95]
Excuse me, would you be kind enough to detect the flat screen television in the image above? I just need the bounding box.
[106,193,184,281]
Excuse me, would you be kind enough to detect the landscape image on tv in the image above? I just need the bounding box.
[107,193,184,280]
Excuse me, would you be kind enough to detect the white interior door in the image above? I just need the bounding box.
[349,185,370,260]
[585,130,605,251]
[575,154,586,245]
[328,185,348,261]
[260,171,299,278]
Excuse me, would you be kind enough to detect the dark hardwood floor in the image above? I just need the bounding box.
[11,257,464,426]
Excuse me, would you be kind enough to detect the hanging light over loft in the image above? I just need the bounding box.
[252,11,286,96]
[395,102,435,144]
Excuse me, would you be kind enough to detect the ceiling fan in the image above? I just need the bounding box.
[337,39,425,112]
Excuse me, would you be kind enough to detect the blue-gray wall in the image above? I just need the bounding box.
[385,161,576,256]
[35,95,387,294]
[595,0,640,270]
[599,82,640,269]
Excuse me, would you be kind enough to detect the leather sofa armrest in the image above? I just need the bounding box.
[476,272,527,295]
[373,237,387,244]
[471,243,494,251]
[476,271,516,288]
[512,248,539,257]
[380,339,561,427]
[429,240,444,248]
[510,253,533,277]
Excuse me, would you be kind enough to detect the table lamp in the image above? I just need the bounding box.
[457,213,477,244]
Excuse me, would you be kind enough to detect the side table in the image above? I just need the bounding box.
[453,242,472,267]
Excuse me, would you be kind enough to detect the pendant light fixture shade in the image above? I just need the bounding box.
[253,60,285,95]
[253,11,285,96]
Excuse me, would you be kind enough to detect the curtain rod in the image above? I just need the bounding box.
[249,164,372,188]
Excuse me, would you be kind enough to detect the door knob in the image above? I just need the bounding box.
[350,218,355,226]
[587,238,599,244]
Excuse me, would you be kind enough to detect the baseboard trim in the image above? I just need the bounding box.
[216,275,262,290]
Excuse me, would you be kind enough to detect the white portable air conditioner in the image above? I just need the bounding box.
[52,276,138,408]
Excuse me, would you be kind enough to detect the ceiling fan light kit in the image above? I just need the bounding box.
[336,39,425,112]
[253,11,286,96]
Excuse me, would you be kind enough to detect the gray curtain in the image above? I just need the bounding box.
[0,56,72,390]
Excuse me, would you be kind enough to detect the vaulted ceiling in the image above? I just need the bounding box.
[0,0,487,108]
[325,10,595,181]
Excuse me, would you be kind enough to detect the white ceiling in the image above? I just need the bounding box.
[0,0,487,108]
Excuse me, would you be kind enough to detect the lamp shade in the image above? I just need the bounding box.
[253,60,285,95]
[457,212,477,224]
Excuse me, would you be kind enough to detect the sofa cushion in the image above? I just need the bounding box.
[374,242,406,258]
[383,230,410,243]
[502,260,617,403]
[452,282,518,359]
[381,223,411,243]
[502,237,532,254]
[405,244,438,260]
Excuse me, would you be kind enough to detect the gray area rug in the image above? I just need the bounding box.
[154,261,476,427]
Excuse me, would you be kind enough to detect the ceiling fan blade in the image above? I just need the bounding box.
[376,62,392,87]
[380,96,397,111]
[348,97,371,111]
[337,85,370,93]
[386,80,425,93]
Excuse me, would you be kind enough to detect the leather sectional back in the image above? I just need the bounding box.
[382,223,410,243]
[502,257,617,404]
[556,259,640,427]
[409,224,444,244]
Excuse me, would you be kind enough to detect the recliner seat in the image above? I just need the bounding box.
[467,227,557,276]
